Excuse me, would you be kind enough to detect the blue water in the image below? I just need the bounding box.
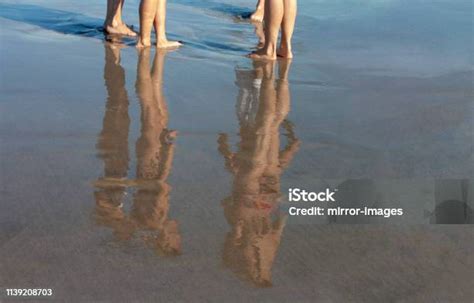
[1,0,471,73]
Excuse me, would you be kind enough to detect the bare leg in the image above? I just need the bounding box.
[252,21,265,48]
[154,0,182,49]
[105,0,113,23]
[249,0,284,60]
[105,0,136,36]
[137,0,158,47]
[277,0,296,58]
[115,1,136,35]
[250,0,265,23]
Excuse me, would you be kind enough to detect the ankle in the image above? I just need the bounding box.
[279,39,291,50]
[110,16,123,27]
[156,35,169,44]
[264,42,277,56]
[139,36,151,45]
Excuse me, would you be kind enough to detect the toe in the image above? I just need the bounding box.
[157,41,182,49]
[247,52,257,58]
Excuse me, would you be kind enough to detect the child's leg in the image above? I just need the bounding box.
[249,0,284,60]
[278,0,296,58]
[137,0,158,47]
[154,0,182,48]
[250,0,265,23]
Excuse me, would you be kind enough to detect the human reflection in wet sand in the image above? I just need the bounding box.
[94,44,180,255]
[95,43,133,240]
[218,60,300,287]
[132,48,180,255]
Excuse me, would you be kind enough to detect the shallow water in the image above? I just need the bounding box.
[0,0,473,302]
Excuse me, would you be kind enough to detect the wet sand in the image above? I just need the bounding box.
[0,0,473,302]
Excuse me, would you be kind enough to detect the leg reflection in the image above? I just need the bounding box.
[95,43,133,240]
[131,48,181,255]
[218,60,299,287]
[94,45,180,255]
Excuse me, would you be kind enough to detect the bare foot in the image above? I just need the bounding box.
[248,48,276,61]
[277,47,293,59]
[156,39,182,49]
[277,45,293,59]
[136,37,151,48]
[118,23,137,36]
[105,23,137,36]
[250,8,264,23]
